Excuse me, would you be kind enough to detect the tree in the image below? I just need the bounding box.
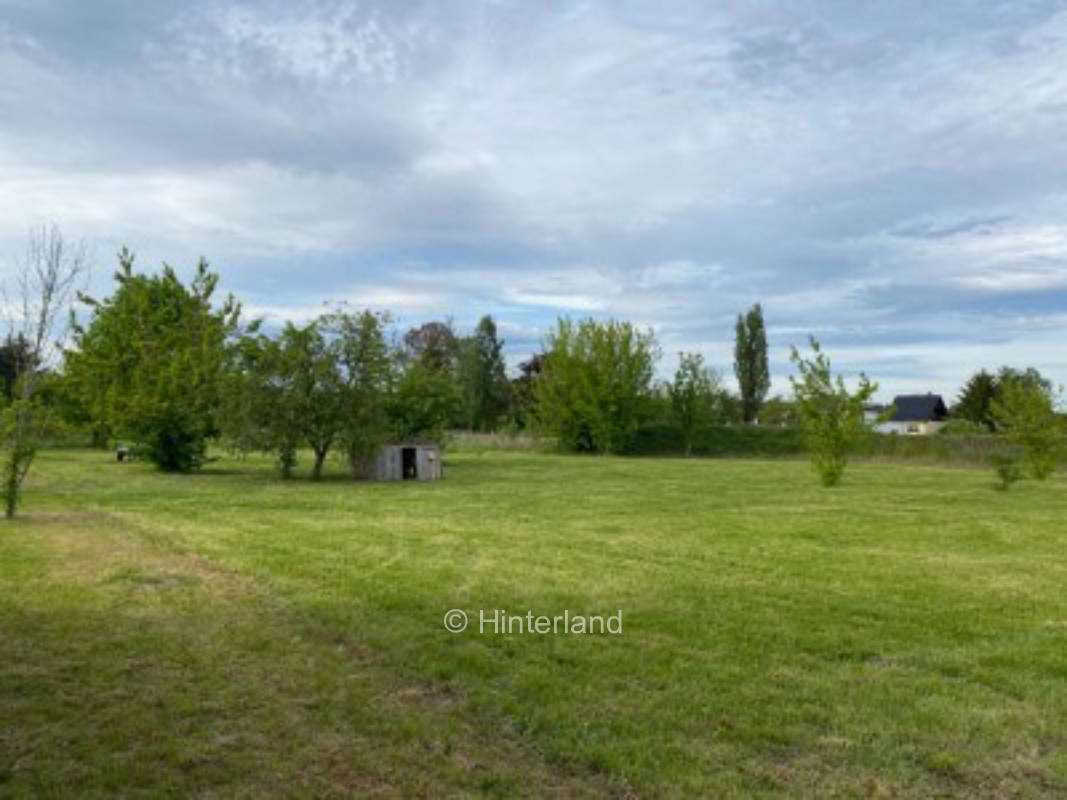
[222,308,394,480]
[953,367,1053,433]
[2,224,86,517]
[66,250,239,472]
[221,327,304,478]
[952,370,997,430]
[323,308,394,477]
[789,337,878,487]
[759,395,799,427]
[403,320,458,373]
[991,373,1061,480]
[508,353,545,430]
[534,318,659,453]
[456,315,510,431]
[0,334,34,403]
[668,352,721,455]
[388,361,461,445]
[265,320,343,481]
[734,303,770,423]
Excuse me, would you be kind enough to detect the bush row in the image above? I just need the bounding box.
[622,424,1046,465]
[621,424,807,456]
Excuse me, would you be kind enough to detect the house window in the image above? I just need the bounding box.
[906,423,920,434]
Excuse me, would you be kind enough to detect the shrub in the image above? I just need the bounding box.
[991,375,1062,481]
[534,318,659,453]
[989,453,1022,490]
[789,337,877,487]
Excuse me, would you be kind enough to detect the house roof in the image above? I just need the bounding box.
[889,394,947,422]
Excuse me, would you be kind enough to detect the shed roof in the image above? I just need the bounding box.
[889,394,947,422]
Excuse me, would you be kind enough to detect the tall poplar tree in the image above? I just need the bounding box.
[733,303,770,423]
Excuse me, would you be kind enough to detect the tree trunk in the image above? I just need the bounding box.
[311,448,327,481]
[4,448,21,518]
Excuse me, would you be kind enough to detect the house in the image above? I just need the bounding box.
[863,403,888,425]
[361,441,443,481]
[875,394,948,435]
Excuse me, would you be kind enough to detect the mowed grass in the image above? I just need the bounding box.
[2,450,1067,798]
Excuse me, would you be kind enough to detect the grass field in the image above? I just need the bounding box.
[2,450,1066,797]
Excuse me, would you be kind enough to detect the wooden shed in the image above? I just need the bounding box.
[365,442,442,481]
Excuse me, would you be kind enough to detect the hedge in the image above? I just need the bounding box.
[622,423,1033,465]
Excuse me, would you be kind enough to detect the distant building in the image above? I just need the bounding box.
[863,403,888,425]
[875,394,949,435]
[361,441,443,481]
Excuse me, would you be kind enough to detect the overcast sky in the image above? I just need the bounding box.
[2,0,1066,400]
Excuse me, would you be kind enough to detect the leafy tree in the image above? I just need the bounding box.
[223,309,393,480]
[991,373,1062,480]
[734,303,770,423]
[403,320,458,373]
[954,367,1053,433]
[997,367,1052,399]
[2,224,85,517]
[668,352,722,455]
[388,361,461,444]
[323,308,394,477]
[0,335,33,403]
[508,353,544,430]
[221,327,303,477]
[789,337,878,487]
[266,321,343,481]
[952,370,997,430]
[716,390,744,425]
[534,318,659,453]
[66,249,239,472]
[759,395,799,427]
[456,315,510,431]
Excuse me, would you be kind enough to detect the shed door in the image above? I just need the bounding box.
[402,447,418,480]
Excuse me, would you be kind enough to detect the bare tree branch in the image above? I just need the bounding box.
[1,224,88,517]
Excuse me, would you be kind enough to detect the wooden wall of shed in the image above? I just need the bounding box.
[416,447,442,480]
[368,445,441,481]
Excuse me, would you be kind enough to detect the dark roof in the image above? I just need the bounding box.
[889,394,947,422]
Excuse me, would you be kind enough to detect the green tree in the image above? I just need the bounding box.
[456,315,510,431]
[507,353,544,430]
[221,327,303,478]
[534,318,659,453]
[223,309,394,481]
[66,249,239,472]
[668,352,721,455]
[322,308,394,477]
[258,321,342,481]
[789,337,878,487]
[0,335,33,403]
[403,320,458,373]
[991,373,1061,480]
[759,395,799,427]
[388,361,461,444]
[952,370,997,430]
[734,303,770,423]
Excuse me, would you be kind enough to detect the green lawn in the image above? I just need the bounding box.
[2,450,1066,797]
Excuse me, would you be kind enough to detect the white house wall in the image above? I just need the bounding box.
[874,421,946,436]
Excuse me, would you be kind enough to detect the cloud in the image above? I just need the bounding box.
[2,0,1067,399]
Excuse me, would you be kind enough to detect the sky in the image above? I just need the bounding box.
[2,0,1066,401]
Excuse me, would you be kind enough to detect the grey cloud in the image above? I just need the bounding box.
[2,0,1067,395]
